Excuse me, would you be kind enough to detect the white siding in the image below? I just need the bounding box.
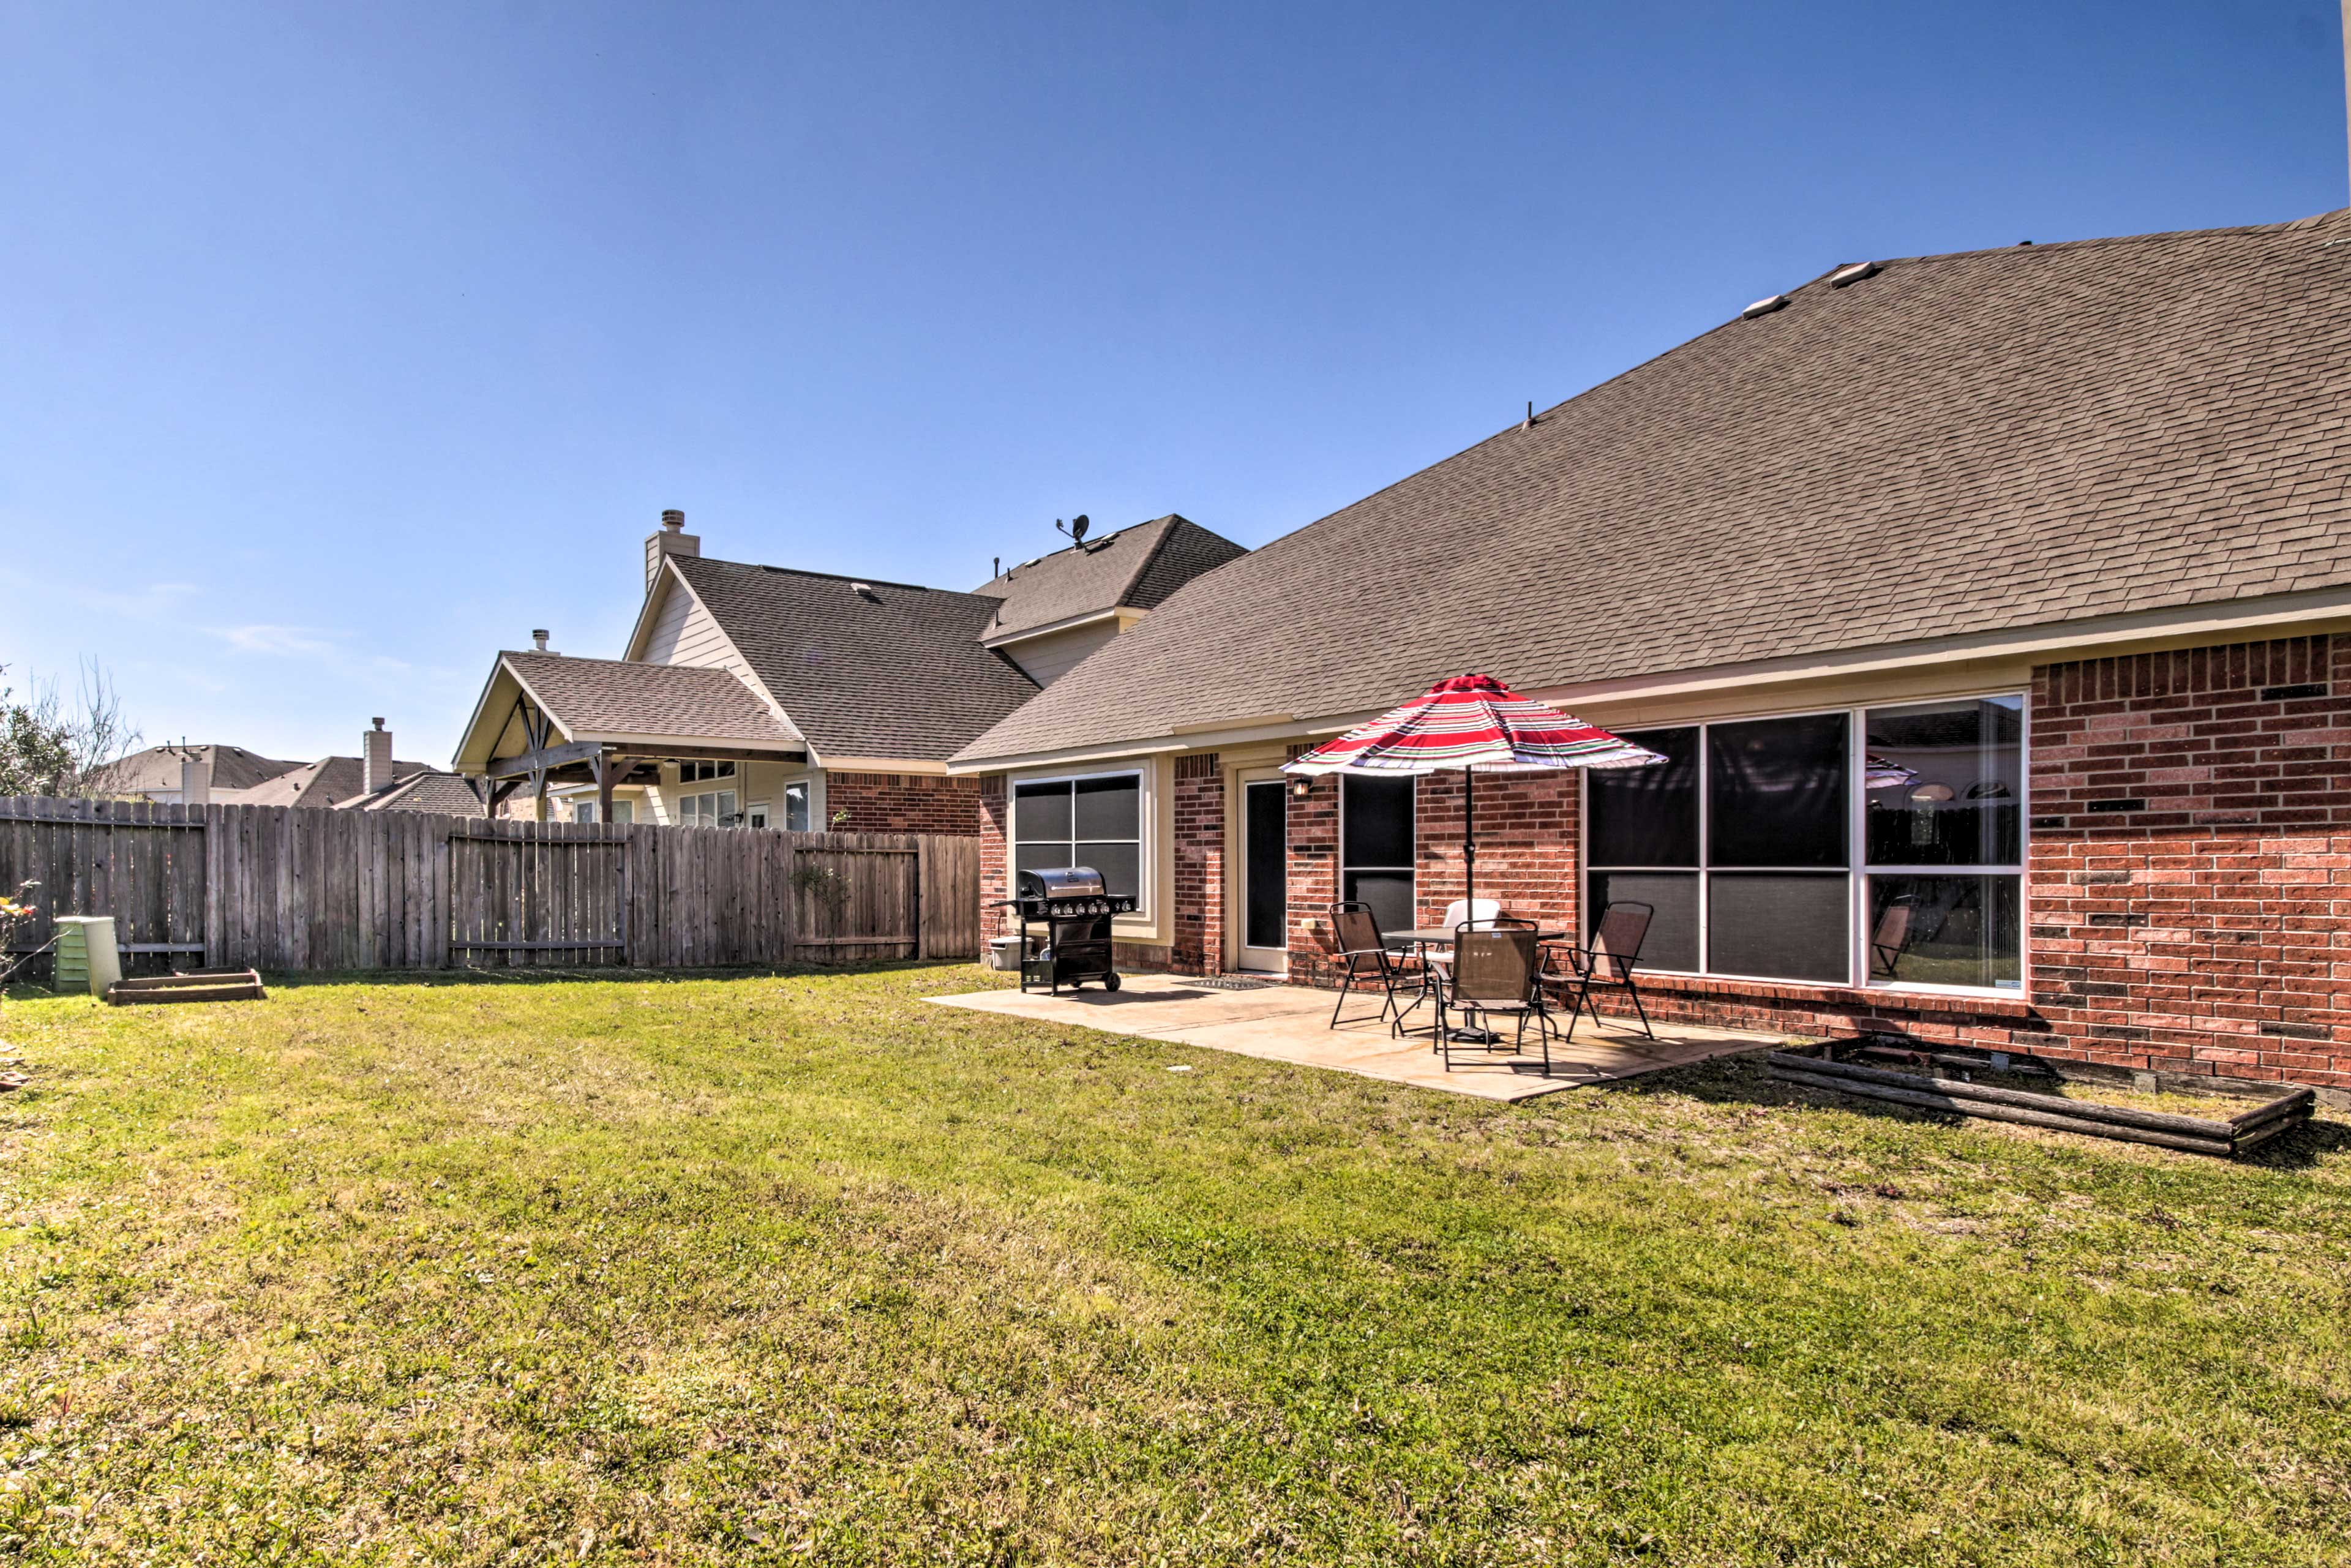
[642,580,742,674]
[999,620,1120,687]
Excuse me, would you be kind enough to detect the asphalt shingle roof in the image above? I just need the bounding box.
[336,771,488,816]
[973,515,1247,639]
[672,557,1038,762]
[501,650,801,746]
[96,744,302,795]
[219,755,433,809]
[956,209,2351,765]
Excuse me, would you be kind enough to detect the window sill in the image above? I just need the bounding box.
[1629,970,2041,1019]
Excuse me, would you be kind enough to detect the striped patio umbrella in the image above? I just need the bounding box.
[1281,673,1664,918]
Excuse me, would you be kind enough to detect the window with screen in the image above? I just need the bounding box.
[783,781,810,832]
[1583,699,2023,991]
[1862,697,2024,989]
[1011,773,1144,904]
[1340,774,1415,937]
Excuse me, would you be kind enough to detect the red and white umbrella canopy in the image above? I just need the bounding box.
[1282,672,1665,776]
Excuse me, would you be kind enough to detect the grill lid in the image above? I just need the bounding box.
[1018,866,1106,900]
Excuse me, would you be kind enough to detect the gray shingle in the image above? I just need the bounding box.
[503,650,800,746]
[957,208,2351,764]
[972,515,1247,639]
[672,558,1037,762]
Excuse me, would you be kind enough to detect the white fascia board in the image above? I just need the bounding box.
[980,606,1131,649]
[1522,587,2351,709]
[946,585,2351,775]
[817,756,953,776]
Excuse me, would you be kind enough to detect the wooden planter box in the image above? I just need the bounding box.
[1768,1038,2314,1158]
[105,970,268,1007]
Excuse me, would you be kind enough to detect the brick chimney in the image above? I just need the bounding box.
[362,718,394,794]
[645,507,700,590]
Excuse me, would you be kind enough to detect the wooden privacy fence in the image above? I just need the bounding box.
[0,797,982,975]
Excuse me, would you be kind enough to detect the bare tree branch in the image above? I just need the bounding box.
[0,660,144,798]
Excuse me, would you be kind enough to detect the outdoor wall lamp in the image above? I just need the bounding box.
[1290,777,1312,798]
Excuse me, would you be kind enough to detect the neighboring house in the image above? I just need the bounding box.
[217,720,441,810]
[949,209,2351,1091]
[448,511,1245,832]
[336,770,492,817]
[94,743,302,803]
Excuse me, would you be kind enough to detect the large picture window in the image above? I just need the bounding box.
[1583,696,2024,991]
[1013,772,1144,904]
[1340,774,1415,936]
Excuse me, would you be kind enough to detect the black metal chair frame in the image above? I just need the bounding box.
[1325,901,1419,1033]
[1436,917,1562,1076]
[1543,901,1657,1041]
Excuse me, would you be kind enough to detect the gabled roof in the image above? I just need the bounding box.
[498,650,800,748]
[670,556,1037,763]
[96,743,302,795]
[955,208,2351,765]
[336,770,487,816]
[972,515,1248,642]
[219,755,433,809]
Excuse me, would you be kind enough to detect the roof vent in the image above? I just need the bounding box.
[531,629,550,651]
[1741,294,1790,320]
[1828,261,1880,288]
[850,582,881,602]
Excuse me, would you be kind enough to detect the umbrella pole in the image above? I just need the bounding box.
[1463,763,1475,915]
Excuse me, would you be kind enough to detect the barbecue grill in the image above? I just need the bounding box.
[997,866,1136,993]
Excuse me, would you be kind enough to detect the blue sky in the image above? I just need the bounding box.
[2,1,2344,765]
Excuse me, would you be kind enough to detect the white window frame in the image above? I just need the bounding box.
[1010,768,1148,915]
[677,787,738,827]
[1579,691,2028,996]
[782,780,811,833]
[1338,773,1417,931]
[678,759,735,784]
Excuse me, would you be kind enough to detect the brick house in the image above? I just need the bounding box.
[448,511,1243,833]
[950,211,2351,1092]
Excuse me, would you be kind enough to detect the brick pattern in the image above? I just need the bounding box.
[2027,635,2351,1087]
[825,771,984,836]
[1411,772,1579,936]
[1171,754,1224,975]
[978,776,1011,942]
[1285,764,1341,985]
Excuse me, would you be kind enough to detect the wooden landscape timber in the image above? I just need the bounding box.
[1768,1040,2316,1158]
[105,969,268,1005]
[0,797,981,977]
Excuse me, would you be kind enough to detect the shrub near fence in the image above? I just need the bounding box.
[0,797,981,977]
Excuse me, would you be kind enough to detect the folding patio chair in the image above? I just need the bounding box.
[1542,901,1657,1040]
[1325,901,1422,1032]
[1437,917,1559,1076]
[1869,895,1916,980]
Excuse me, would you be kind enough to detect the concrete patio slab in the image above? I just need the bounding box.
[927,973,1785,1101]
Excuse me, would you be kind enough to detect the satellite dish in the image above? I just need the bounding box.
[1056,514,1092,546]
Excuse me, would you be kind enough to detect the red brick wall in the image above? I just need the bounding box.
[1171,754,1224,975]
[978,776,1011,943]
[1411,771,1580,935]
[825,771,984,836]
[1286,766,1341,985]
[2026,634,2351,1089]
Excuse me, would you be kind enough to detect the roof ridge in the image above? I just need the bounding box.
[1109,515,1183,607]
[1851,208,2348,272]
[682,553,981,599]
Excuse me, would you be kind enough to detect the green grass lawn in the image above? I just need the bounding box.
[0,964,2344,1566]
